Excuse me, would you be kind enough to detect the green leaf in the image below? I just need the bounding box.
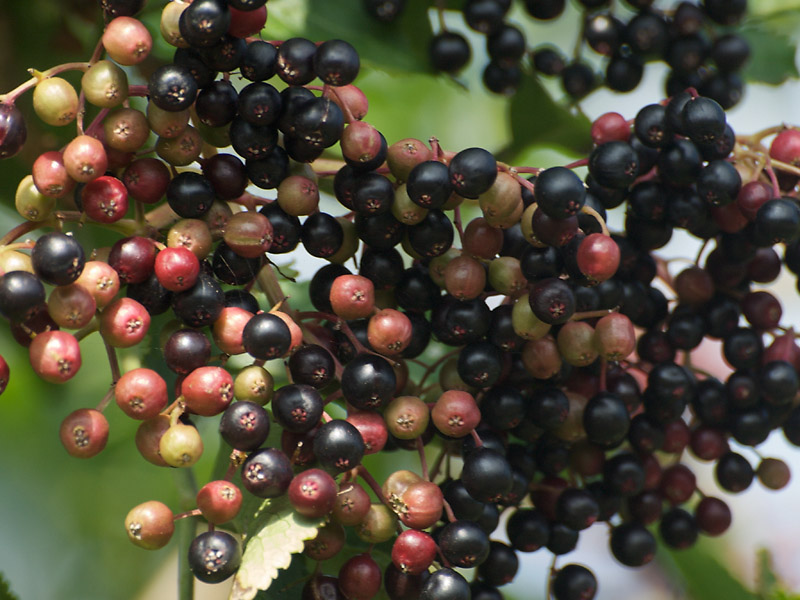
[661,542,758,600]
[741,11,800,85]
[229,496,325,600]
[0,572,19,600]
[748,0,800,16]
[756,548,779,597]
[498,75,592,162]
[267,0,433,73]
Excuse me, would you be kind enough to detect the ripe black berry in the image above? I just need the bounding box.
[188,530,241,584]
[219,400,270,451]
[31,232,85,286]
[313,419,365,473]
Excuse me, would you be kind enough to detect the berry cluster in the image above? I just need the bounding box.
[1,1,799,600]
[366,0,750,106]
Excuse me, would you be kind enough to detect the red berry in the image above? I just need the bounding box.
[228,5,267,38]
[181,366,234,416]
[115,368,168,420]
[332,481,371,526]
[288,468,338,518]
[338,554,382,600]
[102,16,152,66]
[29,330,82,383]
[346,410,388,454]
[63,134,107,182]
[154,246,200,292]
[212,306,253,355]
[99,297,151,348]
[60,408,109,458]
[32,151,75,198]
[122,158,170,204]
[576,233,620,283]
[330,274,375,320]
[82,175,129,223]
[367,308,412,356]
[196,480,243,525]
[391,529,437,575]
[431,390,481,438]
[0,354,8,395]
[125,500,174,549]
[591,112,630,145]
[74,260,120,308]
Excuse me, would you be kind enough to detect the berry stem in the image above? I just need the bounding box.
[579,204,609,236]
[416,348,460,389]
[469,428,483,448]
[356,464,391,507]
[103,337,121,384]
[453,204,465,245]
[174,468,199,600]
[546,555,558,599]
[173,508,202,520]
[0,219,49,246]
[737,125,785,146]
[563,158,589,170]
[599,358,607,392]
[415,438,430,481]
[569,308,614,321]
[430,137,443,162]
[434,0,447,31]
[429,444,448,481]
[0,62,90,103]
[442,498,457,523]
[764,162,782,198]
[95,385,116,413]
[83,107,110,138]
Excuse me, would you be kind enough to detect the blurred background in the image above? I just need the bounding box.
[2,1,800,599]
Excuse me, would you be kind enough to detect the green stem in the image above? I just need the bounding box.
[174,468,198,600]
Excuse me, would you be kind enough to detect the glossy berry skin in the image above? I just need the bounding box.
[477,541,519,587]
[461,446,513,502]
[188,531,241,584]
[60,408,108,458]
[313,419,365,473]
[272,384,324,433]
[196,480,243,525]
[0,102,27,159]
[429,31,471,73]
[81,175,129,223]
[154,246,200,292]
[172,272,225,327]
[552,564,597,600]
[420,568,471,600]
[0,271,46,322]
[314,39,360,86]
[288,468,338,518]
[338,553,382,600]
[31,232,85,286]
[148,65,198,112]
[438,520,490,568]
[242,312,292,360]
[341,353,396,410]
[29,330,81,384]
[241,447,293,498]
[124,500,174,550]
[219,400,270,451]
[392,529,437,575]
[99,297,150,348]
[115,368,168,420]
[448,147,497,199]
[288,344,335,389]
[181,366,234,416]
[609,522,656,567]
